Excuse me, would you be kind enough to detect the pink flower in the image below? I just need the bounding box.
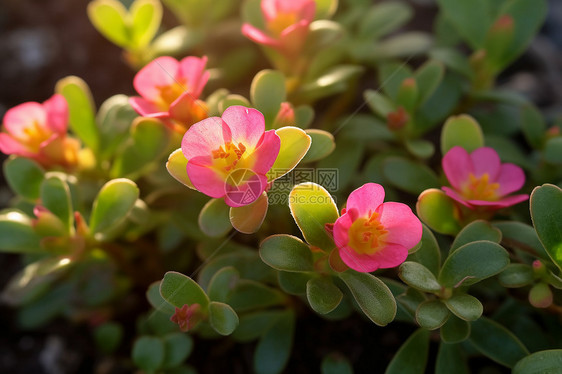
[129,56,209,132]
[0,94,79,168]
[242,0,316,56]
[181,106,281,207]
[170,304,202,332]
[442,146,528,209]
[333,183,422,273]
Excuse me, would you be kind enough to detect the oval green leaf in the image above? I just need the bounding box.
[444,294,483,321]
[41,175,73,233]
[416,300,450,330]
[513,349,562,374]
[3,157,45,200]
[159,271,210,309]
[0,210,42,254]
[385,329,430,374]
[132,336,165,372]
[209,301,239,336]
[530,184,562,271]
[450,220,502,253]
[229,191,268,234]
[267,127,311,181]
[87,0,129,48]
[416,189,462,235]
[440,114,484,155]
[300,129,335,163]
[383,157,439,195]
[399,262,442,293]
[440,314,470,343]
[198,198,231,238]
[306,276,343,314]
[251,70,286,123]
[130,0,162,49]
[260,234,314,273]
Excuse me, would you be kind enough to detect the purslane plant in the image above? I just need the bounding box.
[1,0,562,373]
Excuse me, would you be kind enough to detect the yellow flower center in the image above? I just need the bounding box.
[267,12,298,37]
[21,120,51,152]
[212,141,247,173]
[156,80,187,109]
[462,173,500,201]
[348,212,388,255]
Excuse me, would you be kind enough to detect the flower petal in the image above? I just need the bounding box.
[495,163,525,196]
[369,243,409,269]
[333,212,352,250]
[249,130,280,175]
[181,116,231,160]
[169,93,208,126]
[241,24,281,47]
[43,94,68,134]
[467,194,529,208]
[224,173,268,207]
[279,21,310,54]
[338,246,382,272]
[470,147,500,179]
[221,106,266,150]
[442,146,473,190]
[129,97,168,118]
[376,202,422,249]
[186,156,227,199]
[133,56,179,101]
[345,183,385,218]
[3,102,46,138]
[177,56,209,99]
[442,187,472,208]
[0,133,34,156]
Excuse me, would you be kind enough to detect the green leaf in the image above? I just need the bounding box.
[297,65,364,102]
[436,0,492,49]
[338,271,396,326]
[530,184,562,270]
[0,210,42,254]
[378,62,413,100]
[229,191,269,234]
[89,179,139,239]
[385,329,430,374]
[232,310,284,342]
[416,300,450,330]
[267,126,311,181]
[493,221,548,259]
[399,262,442,293]
[521,104,546,149]
[358,1,412,39]
[260,234,314,272]
[435,343,470,374]
[415,60,444,106]
[470,317,529,368]
[369,32,432,60]
[314,0,338,19]
[430,48,473,79]
[88,0,129,47]
[198,198,231,237]
[407,224,441,276]
[278,271,311,295]
[405,139,434,160]
[55,76,98,151]
[148,26,204,60]
[96,94,137,160]
[321,353,353,374]
[307,20,344,51]
[440,114,484,155]
[94,322,123,354]
[317,138,364,190]
[289,183,339,251]
[254,310,295,374]
[439,240,509,288]
[146,281,175,315]
[251,70,286,124]
[207,267,239,303]
[383,157,439,195]
[450,220,502,252]
[228,280,285,312]
[440,315,470,343]
[111,117,170,179]
[3,157,44,200]
[364,89,395,118]
[161,333,193,369]
[209,301,239,336]
[41,175,73,233]
[130,0,162,49]
[513,349,562,374]
[132,336,165,372]
[160,271,210,309]
[306,276,343,314]
[544,137,562,164]
[416,189,461,235]
[166,149,194,189]
[498,264,534,288]
[444,294,483,321]
[301,129,335,163]
[218,94,251,113]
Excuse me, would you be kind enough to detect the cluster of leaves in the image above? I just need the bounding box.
[1,0,562,373]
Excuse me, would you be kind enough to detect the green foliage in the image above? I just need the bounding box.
[531,184,562,270]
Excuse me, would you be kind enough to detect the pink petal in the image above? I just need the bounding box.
[369,243,409,269]
[169,93,207,125]
[495,163,525,196]
[249,130,280,175]
[133,56,179,101]
[224,173,268,207]
[279,21,310,54]
[177,56,209,99]
[467,194,528,208]
[129,97,168,118]
[376,202,422,249]
[0,133,34,156]
[470,147,500,179]
[241,24,281,48]
[261,0,278,21]
[3,102,46,138]
[339,246,382,272]
[43,94,68,134]
[181,116,231,161]
[442,187,472,208]
[222,106,265,150]
[442,146,473,190]
[186,156,227,199]
[345,183,385,218]
[298,0,316,22]
[275,0,316,21]
[333,213,352,251]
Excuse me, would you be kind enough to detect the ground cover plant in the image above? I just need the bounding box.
[1,0,562,372]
